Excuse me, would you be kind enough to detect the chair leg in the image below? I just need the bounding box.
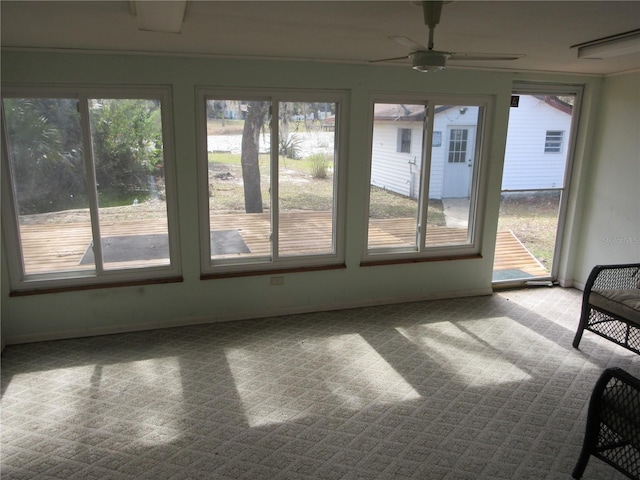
[572,327,584,348]
[572,448,591,479]
[573,307,590,349]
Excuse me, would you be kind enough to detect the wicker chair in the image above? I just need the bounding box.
[573,367,640,479]
[572,263,640,355]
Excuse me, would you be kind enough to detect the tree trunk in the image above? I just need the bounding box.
[240,102,268,213]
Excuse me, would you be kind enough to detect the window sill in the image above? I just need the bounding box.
[9,275,183,297]
[201,263,346,280]
[361,253,481,267]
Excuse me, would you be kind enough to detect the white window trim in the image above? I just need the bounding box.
[363,94,493,263]
[1,85,181,293]
[196,88,348,276]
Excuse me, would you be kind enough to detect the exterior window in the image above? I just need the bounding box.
[432,131,442,147]
[544,130,564,153]
[1,88,179,291]
[366,98,490,260]
[397,128,412,153]
[198,90,345,274]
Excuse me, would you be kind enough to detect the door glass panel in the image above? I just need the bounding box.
[493,94,575,282]
[278,101,337,257]
[89,98,170,269]
[206,99,271,260]
[3,97,92,275]
[368,103,424,250]
[426,105,480,247]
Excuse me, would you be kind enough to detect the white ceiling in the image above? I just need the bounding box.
[2,1,640,75]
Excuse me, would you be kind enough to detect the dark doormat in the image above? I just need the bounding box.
[80,230,250,264]
[492,269,535,281]
[210,229,251,256]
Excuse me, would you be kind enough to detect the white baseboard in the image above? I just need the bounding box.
[4,287,493,345]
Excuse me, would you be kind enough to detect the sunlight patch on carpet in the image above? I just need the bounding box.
[225,333,421,428]
[396,317,535,386]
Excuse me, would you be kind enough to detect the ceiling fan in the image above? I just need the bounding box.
[371,1,523,72]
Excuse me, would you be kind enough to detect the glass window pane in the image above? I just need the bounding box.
[206,99,271,260]
[278,101,336,257]
[3,97,92,275]
[89,98,170,269]
[368,103,423,250]
[426,105,481,247]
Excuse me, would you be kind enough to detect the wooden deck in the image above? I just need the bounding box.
[16,212,548,279]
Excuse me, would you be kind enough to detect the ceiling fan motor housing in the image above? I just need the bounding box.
[411,51,449,72]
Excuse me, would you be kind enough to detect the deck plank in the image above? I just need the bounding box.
[16,213,548,278]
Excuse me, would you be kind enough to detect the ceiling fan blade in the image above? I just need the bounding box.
[389,36,427,51]
[369,55,411,64]
[448,53,524,61]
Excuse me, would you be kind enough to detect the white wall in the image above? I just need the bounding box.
[0,51,611,343]
[573,71,640,286]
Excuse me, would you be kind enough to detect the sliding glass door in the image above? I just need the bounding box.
[493,86,581,284]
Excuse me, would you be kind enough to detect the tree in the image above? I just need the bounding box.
[90,99,163,200]
[240,101,269,213]
[3,98,86,214]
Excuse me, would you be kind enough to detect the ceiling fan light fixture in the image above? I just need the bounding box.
[411,51,448,72]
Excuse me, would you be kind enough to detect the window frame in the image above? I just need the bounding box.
[363,94,493,264]
[196,88,348,277]
[1,85,181,293]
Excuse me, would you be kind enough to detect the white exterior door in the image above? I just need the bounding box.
[443,126,475,198]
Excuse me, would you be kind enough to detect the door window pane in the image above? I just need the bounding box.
[206,99,271,260]
[494,93,576,282]
[278,101,337,257]
[3,97,92,275]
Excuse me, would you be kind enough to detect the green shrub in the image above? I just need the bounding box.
[309,154,330,179]
[279,133,302,159]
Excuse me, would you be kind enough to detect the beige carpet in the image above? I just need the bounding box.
[2,287,638,479]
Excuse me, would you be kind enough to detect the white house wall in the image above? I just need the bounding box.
[501,95,572,190]
[370,121,420,198]
[370,106,481,200]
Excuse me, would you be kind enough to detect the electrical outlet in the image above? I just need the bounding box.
[270,276,284,286]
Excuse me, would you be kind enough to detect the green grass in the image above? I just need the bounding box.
[98,190,150,208]
[368,187,446,226]
[208,154,446,224]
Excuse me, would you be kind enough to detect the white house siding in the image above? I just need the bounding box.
[371,100,571,199]
[501,95,572,190]
[370,105,480,200]
[370,123,423,198]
